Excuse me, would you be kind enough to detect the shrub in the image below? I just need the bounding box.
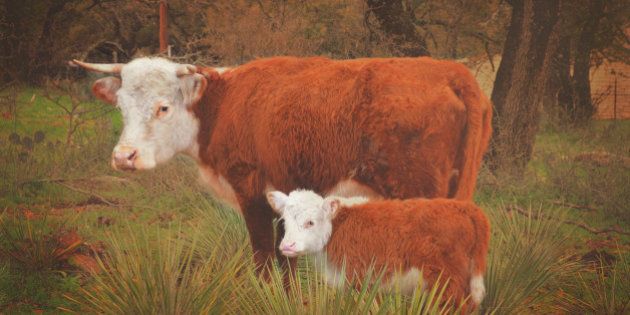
[0,211,84,311]
[480,204,577,313]
[557,249,630,314]
[238,261,456,314]
[66,224,250,314]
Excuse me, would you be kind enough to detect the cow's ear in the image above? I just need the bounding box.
[323,198,340,218]
[267,191,288,214]
[179,73,207,108]
[92,77,121,105]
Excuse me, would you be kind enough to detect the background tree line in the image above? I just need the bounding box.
[0,0,628,174]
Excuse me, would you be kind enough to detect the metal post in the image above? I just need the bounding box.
[159,1,168,53]
[613,72,617,120]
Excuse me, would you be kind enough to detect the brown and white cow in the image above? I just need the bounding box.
[70,56,492,275]
[266,189,490,310]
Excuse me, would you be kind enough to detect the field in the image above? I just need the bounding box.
[1,87,629,314]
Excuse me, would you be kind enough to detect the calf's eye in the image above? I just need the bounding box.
[304,220,314,228]
[156,106,169,117]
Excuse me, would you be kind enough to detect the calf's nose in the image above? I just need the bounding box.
[112,147,137,170]
[280,242,296,252]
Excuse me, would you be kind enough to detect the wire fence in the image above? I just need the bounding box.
[463,55,630,120]
[592,61,630,120]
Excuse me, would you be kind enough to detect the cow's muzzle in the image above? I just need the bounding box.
[112,146,137,171]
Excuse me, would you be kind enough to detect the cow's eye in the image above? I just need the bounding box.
[156,106,169,117]
[304,220,314,228]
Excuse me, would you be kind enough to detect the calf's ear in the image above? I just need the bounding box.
[179,73,207,108]
[92,77,121,105]
[266,191,288,214]
[323,198,340,218]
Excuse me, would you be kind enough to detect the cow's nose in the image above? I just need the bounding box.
[280,242,296,252]
[112,147,137,170]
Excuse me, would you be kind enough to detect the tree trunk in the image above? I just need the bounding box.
[556,35,574,118]
[488,0,561,174]
[32,0,72,81]
[571,0,604,121]
[544,10,573,122]
[366,0,430,56]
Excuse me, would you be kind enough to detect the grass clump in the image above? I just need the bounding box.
[481,205,576,313]
[238,261,456,314]
[67,224,251,314]
[0,211,84,312]
[557,249,630,314]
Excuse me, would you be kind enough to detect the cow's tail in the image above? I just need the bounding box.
[449,65,493,201]
[468,204,490,306]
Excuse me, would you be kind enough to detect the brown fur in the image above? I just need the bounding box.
[327,198,490,309]
[192,56,492,271]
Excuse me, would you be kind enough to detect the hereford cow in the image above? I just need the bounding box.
[266,189,490,310]
[70,56,492,275]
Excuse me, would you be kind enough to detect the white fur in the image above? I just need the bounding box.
[313,252,345,289]
[267,190,370,257]
[325,179,383,200]
[384,267,424,295]
[332,195,370,207]
[470,274,486,305]
[111,57,201,169]
[214,67,231,74]
[199,166,240,211]
[267,190,334,257]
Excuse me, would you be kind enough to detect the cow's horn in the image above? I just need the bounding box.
[176,64,197,77]
[69,59,123,74]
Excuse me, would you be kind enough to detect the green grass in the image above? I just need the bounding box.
[0,86,122,142]
[1,87,628,313]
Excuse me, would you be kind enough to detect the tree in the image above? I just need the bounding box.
[570,0,605,121]
[365,0,430,56]
[545,0,629,123]
[488,0,562,173]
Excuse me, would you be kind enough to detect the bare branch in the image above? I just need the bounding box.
[506,205,629,236]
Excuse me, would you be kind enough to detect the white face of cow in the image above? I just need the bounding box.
[266,190,340,258]
[77,57,207,171]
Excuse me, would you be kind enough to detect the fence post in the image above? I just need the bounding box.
[159,1,168,54]
[613,71,617,121]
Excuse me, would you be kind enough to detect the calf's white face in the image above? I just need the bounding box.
[267,190,340,257]
[83,58,207,171]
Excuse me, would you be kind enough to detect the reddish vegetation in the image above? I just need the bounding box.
[327,198,490,309]
[55,230,100,273]
[193,56,492,270]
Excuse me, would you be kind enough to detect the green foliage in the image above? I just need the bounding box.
[0,262,9,306]
[237,263,455,314]
[0,212,77,271]
[481,205,576,313]
[0,212,83,312]
[67,225,250,314]
[539,123,630,225]
[558,251,630,314]
[1,86,628,313]
[0,87,119,208]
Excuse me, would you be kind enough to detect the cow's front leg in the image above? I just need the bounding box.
[241,196,276,278]
[241,195,298,283]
